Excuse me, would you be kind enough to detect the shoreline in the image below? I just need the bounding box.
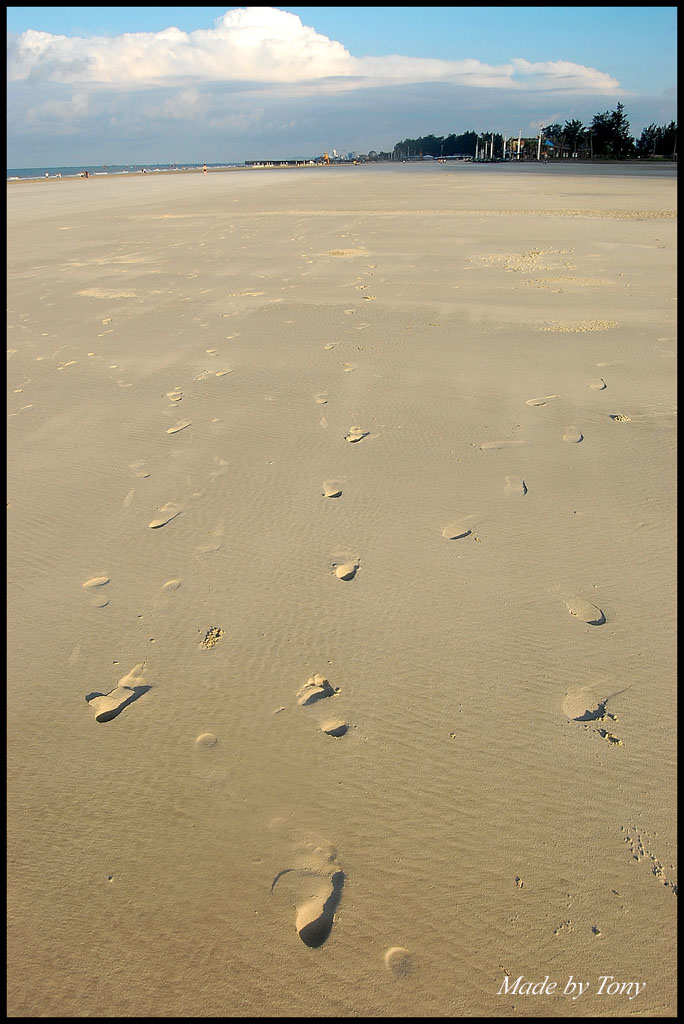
[7,158,678,185]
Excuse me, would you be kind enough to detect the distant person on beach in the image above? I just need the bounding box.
[203,164,207,174]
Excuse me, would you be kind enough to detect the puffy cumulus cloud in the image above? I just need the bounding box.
[8,7,620,95]
[7,9,351,87]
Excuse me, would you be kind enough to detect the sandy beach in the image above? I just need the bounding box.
[7,162,677,1017]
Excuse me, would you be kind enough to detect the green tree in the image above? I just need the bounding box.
[477,132,503,158]
[393,134,445,159]
[660,120,677,157]
[636,123,660,157]
[590,102,634,158]
[563,119,587,156]
[636,120,678,158]
[455,131,478,157]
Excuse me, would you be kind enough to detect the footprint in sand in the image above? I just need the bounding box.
[196,519,224,555]
[332,560,359,581]
[478,440,525,451]
[148,502,183,529]
[319,719,349,738]
[504,475,527,496]
[82,575,110,589]
[443,519,473,540]
[345,426,368,443]
[271,839,345,947]
[82,575,111,608]
[589,378,607,390]
[199,626,224,649]
[565,595,606,626]
[314,393,328,405]
[563,426,584,443]
[296,674,338,706]
[209,457,229,483]
[526,395,559,407]
[343,362,358,373]
[323,343,337,351]
[195,732,218,749]
[322,480,343,498]
[167,419,191,435]
[563,684,628,745]
[563,684,628,723]
[129,460,150,479]
[610,413,631,422]
[85,662,150,723]
[384,947,415,978]
[166,388,183,402]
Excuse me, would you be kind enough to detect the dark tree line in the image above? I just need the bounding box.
[393,131,479,159]
[393,105,676,161]
[635,120,677,158]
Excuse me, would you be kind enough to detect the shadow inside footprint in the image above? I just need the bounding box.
[322,480,343,498]
[573,701,610,722]
[272,864,345,948]
[320,720,349,737]
[345,427,368,443]
[148,502,183,529]
[443,521,472,540]
[296,674,336,705]
[566,596,606,626]
[504,475,527,496]
[297,869,345,948]
[563,684,630,724]
[334,562,358,581]
[85,684,150,722]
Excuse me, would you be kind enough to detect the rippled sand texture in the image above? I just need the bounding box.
[7,162,677,1017]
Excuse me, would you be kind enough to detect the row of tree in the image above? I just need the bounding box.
[393,105,677,161]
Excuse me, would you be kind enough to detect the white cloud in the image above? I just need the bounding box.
[24,89,90,128]
[509,59,620,94]
[155,88,205,121]
[8,7,620,95]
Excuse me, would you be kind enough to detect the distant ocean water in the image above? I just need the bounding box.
[7,163,240,181]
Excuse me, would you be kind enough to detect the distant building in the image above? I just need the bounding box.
[244,159,316,167]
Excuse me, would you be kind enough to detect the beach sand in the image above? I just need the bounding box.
[7,163,676,1017]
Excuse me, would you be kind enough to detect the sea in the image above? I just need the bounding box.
[7,162,242,181]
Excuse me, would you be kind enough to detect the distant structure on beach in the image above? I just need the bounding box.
[245,158,318,168]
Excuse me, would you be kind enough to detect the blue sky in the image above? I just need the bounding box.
[7,6,677,166]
